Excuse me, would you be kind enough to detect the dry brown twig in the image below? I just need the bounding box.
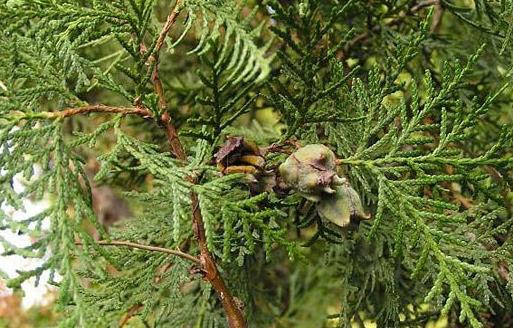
[11,104,151,120]
[75,240,201,264]
[149,0,187,160]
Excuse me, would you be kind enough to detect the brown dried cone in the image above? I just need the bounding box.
[213,136,281,196]
[214,136,265,176]
[278,144,345,201]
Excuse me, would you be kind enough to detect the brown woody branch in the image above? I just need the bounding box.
[155,0,183,54]
[148,0,187,159]
[76,240,201,264]
[190,192,247,328]
[119,304,144,328]
[142,2,247,327]
[13,2,246,325]
[14,105,151,120]
[52,105,150,118]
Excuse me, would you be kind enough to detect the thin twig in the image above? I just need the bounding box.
[155,0,183,54]
[76,240,201,264]
[161,111,187,159]
[147,0,187,159]
[431,0,443,33]
[411,0,439,13]
[354,313,365,328]
[399,311,440,326]
[45,105,150,119]
[119,304,143,327]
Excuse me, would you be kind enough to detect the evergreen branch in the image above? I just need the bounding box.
[219,94,258,130]
[3,1,512,326]
[164,106,247,327]
[306,115,367,124]
[75,240,200,264]
[398,311,440,326]
[138,3,247,326]
[337,156,513,167]
[341,0,438,58]
[190,192,247,328]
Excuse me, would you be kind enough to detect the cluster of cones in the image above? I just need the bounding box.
[214,138,370,227]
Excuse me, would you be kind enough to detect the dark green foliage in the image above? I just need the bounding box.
[1,0,513,327]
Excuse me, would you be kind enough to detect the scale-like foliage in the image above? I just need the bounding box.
[172,0,273,83]
[1,0,513,327]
